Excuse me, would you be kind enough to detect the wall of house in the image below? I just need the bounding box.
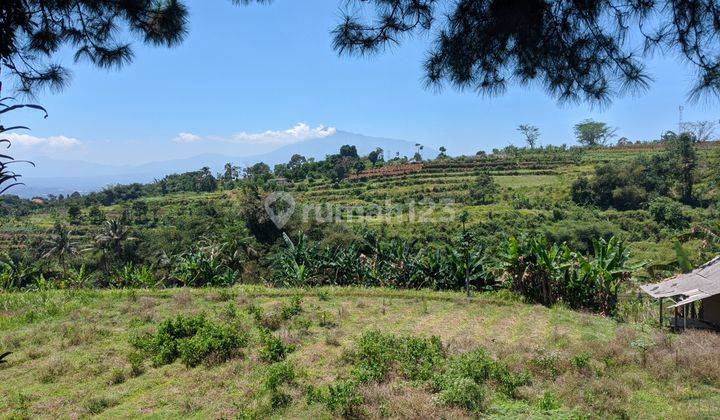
[702,294,720,325]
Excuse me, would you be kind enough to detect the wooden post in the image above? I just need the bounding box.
[659,297,663,327]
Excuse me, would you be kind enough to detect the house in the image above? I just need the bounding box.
[640,256,720,330]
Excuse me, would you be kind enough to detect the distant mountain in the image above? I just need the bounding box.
[242,130,438,167]
[10,130,436,198]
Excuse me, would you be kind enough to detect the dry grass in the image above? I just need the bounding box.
[1,286,719,418]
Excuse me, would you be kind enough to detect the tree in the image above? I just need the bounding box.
[0,1,252,187]
[42,222,77,276]
[88,205,105,225]
[665,132,697,204]
[468,174,498,205]
[0,98,46,194]
[517,124,540,148]
[368,148,382,167]
[221,163,239,182]
[437,146,447,159]
[67,204,81,225]
[331,1,720,104]
[93,219,136,270]
[574,120,617,147]
[681,120,718,143]
[339,145,358,159]
[132,200,149,224]
[244,162,271,179]
[0,1,206,94]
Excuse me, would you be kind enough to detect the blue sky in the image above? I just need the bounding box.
[5,0,719,164]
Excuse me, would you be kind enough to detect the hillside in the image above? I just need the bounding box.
[2,286,719,418]
[2,141,720,418]
[11,130,433,198]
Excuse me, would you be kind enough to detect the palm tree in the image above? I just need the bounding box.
[93,219,135,271]
[42,222,78,276]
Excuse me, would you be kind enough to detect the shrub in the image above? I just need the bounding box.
[350,330,443,383]
[307,380,364,418]
[648,197,689,228]
[538,391,561,411]
[437,377,485,411]
[259,329,296,363]
[132,315,246,367]
[468,173,498,205]
[177,322,245,367]
[280,295,303,320]
[127,351,145,377]
[264,362,296,408]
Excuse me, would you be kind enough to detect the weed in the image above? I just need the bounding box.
[108,367,126,385]
[280,295,303,320]
[127,351,145,377]
[38,358,66,383]
[437,377,484,411]
[264,361,296,408]
[259,329,296,363]
[537,391,561,411]
[307,380,364,418]
[571,352,590,370]
[85,396,114,414]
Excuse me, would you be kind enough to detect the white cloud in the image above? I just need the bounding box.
[172,123,336,146]
[231,123,336,145]
[172,132,202,143]
[4,133,82,150]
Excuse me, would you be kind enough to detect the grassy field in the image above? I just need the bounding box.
[2,286,720,418]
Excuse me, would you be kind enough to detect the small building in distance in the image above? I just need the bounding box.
[640,256,720,330]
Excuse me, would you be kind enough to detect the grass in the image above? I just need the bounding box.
[2,286,720,418]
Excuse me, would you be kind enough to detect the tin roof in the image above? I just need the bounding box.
[640,256,720,307]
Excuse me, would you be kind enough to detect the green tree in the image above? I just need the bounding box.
[468,174,498,205]
[244,162,272,179]
[437,146,447,159]
[517,124,540,148]
[339,145,359,158]
[665,132,697,204]
[331,1,720,104]
[132,201,149,224]
[88,206,106,225]
[93,219,136,271]
[368,148,383,167]
[67,204,81,225]
[42,222,77,276]
[574,120,617,147]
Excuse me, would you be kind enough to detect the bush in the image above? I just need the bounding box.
[468,173,499,205]
[280,295,303,320]
[351,330,443,383]
[264,362,296,408]
[648,197,689,228]
[259,329,296,363]
[132,315,246,367]
[307,380,364,418]
[437,377,485,411]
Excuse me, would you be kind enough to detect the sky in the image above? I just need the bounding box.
[4,0,720,165]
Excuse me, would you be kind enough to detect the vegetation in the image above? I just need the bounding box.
[2,135,720,417]
[2,286,720,417]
